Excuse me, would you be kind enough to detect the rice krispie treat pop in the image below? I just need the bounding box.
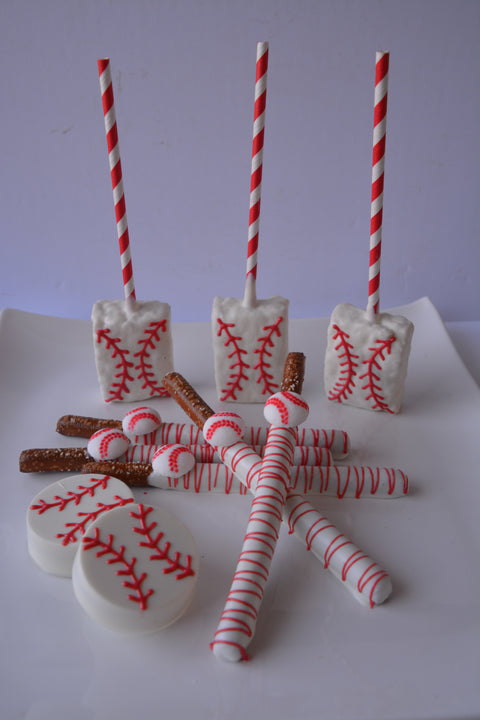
[324,52,414,414]
[212,42,289,403]
[92,59,173,402]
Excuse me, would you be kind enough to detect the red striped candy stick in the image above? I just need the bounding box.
[97,59,136,312]
[367,51,389,321]
[244,41,269,307]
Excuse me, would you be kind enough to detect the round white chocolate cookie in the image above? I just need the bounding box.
[27,474,134,577]
[72,502,199,634]
[264,391,309,427]
[151,444,195,478]
[203,412,246,447]
[122,406,161,438]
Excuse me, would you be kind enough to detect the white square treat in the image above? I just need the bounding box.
[212,295,288,403]
[324,303,414,414]
[92,299,174,402]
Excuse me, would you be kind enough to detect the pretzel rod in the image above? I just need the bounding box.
[56,414,350,458]
[80,461,407,498]
[19,443,332,474]
[211,395,302,661]
[163,372,392,607]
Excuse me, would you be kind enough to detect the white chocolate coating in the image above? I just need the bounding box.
[212,295,289,403]
[72,502,198,634]
[27,474,134,576]
[324,303,414,413]
[122,406,161,439]
[87,428,130,461]
[203,412,246,447]
[92,299,174,403]
[151,444,195,478]
[264,391,309,427]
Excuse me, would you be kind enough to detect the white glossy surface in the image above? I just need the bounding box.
[1,298,480,719]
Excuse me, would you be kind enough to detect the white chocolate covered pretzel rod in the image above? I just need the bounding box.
[80,460,408,498]
[162,370,393,609]
[56,414,350,459]
[211,387,308,662]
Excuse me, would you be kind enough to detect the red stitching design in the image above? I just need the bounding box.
[134,321,170,398]
[253,316,283,396]
[358,336,396,413]
[82,529,154,610]
[216,318,250,401]
[96,329,134,402]
[130,504,195,580]
[327,324,359,402]
[30,475,134,546]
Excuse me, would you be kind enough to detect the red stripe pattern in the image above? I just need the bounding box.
[368,51,389,317]
[211,425,296,661]
[245,42,269,287]
[97,59,135,304]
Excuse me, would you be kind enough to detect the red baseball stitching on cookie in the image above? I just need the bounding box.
[153,445,191,475]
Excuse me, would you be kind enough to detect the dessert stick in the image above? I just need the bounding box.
[80,460,408,499]
[93,59,173,402]
[56,415,350,459]
[19,443,332,472]
[210,357,307,661]
[324,52,414,414]
[212,42,289,403]
[163,370,392,608]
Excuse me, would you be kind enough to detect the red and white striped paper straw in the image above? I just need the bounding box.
[97,58,136,311]
[244,41,269,307]
[367,51,389,320]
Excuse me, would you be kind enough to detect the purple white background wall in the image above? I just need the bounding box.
[1,0,479,322]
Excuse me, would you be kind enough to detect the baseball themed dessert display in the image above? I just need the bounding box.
[163,366,393,613]
[212,42,289,403]
[92,59,173,402]
[324,52,414,414]
[72,502,198,634]
[27,474,134,576]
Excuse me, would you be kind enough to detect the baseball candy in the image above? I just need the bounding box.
[122,406,161,442]
[203,412,246,447]
[264,391,309,427]
[72,502,198,633]
[151,444,195,478]
[87,427,130,461]
[27,474,134,577]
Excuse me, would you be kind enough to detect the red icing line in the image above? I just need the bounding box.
[134,321,170,398]
[82,529,154,610]
[327,324,359,403]
[130,504,195,580]
[358,335,396,412]
[96,329,134,402]
[252,316,284,396]
[216,318,250,401]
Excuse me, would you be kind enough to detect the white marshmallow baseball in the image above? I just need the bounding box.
[27,474,134,577]
[264,391,309,427]
[203,412,246,447]
[87,428,130,461]
[122,406,161,438]
[151,444,195,478]
[72,502,199,633]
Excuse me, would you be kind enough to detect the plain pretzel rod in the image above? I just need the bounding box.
[162,367,392,609]
[55,414,350,459]
[19,443,333,473]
